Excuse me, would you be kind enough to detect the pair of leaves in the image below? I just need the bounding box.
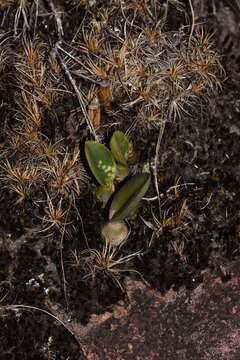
[85,131,133,187]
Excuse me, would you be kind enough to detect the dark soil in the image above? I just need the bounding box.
[0,0,240,358]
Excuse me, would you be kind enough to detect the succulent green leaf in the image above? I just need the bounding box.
[109,173,151,221]
[110,131,129,165]
[85,141,116,186]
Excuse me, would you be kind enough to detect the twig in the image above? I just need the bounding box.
[166,182,195,193]
[75,206,89,248]
[0,304,75,336]
[56,45,98,141]
[142,196,158,201]
[59,45,109,86]
[188,0,195,48]
[45,0,64,41]
[14,0,30,38]
[31,0,39,38]
[200,193,213,210]
[44,0,98,140]
[153,121,166,216]
[160,0,169,31]
[59,199,72,312]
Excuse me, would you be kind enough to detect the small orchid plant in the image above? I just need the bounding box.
[85,131,150,246]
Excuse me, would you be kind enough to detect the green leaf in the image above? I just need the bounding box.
[115,164,129,181]
[110,131,130,165]
[109,173,151,221]
[85,141,116,186]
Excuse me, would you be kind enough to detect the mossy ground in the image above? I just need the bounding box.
[0,0,240,358]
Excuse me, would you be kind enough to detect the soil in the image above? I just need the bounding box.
[0,0,240,359]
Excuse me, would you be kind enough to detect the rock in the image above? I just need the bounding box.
[76,260,240,360]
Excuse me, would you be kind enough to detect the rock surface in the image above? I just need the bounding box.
[73,260,240,360]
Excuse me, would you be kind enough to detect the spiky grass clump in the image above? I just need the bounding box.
[41,146,88,200]
[0,37,89,236]
[0,160,40,202]
[60,2,222,131]
[0,132,88,233]
[72,241,143,291]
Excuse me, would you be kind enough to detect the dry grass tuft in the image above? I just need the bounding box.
[72,241,143,291]
[1,160,39,202]
[38,196,72,236]
[41,146,88,199]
